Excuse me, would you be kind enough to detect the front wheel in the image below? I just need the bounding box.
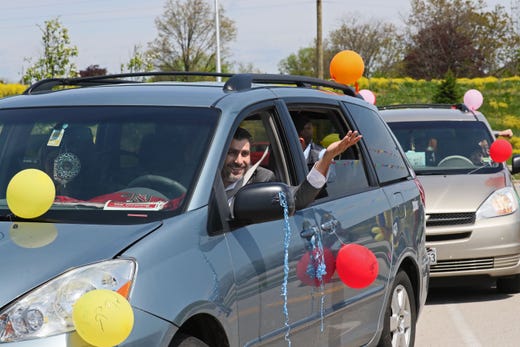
[170,333,209,347]
[378,271,417,347]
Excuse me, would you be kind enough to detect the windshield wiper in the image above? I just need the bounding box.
[468,162,498,174]
[52,202,105,209]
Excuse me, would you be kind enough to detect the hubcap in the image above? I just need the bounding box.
[389,284,412,347]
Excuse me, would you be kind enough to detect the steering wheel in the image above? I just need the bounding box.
[128,174,187,198]
[437,155,474,168]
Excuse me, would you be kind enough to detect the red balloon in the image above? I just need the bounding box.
[336,244,378,289]
[489,139,513,163]
[296,247,336,287]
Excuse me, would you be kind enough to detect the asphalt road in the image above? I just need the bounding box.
[415,278,520,347]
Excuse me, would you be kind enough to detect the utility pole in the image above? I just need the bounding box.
[215,0,222,81]
[317,0,323,79]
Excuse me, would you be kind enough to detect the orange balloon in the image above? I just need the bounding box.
[329,50,365,85]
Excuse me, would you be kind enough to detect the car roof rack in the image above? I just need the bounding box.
[23,71,357,97]
[23,72,234,95]
[378,103,470,112]
[222,73,357,96]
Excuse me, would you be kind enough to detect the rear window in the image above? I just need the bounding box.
[387,120,501,174]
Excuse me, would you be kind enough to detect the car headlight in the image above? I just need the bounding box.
[0,259,136,343]
[476,187,519,219]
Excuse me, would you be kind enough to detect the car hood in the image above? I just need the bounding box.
[0,221,161,307]
[418,172,507,213]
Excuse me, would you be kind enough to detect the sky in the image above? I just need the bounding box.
[0,0,511,83]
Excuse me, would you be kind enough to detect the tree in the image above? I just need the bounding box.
[278,47,318,76]
[121,45,155,74]
[403,0,520,78]
[403,20,483,78]
[79,65,107,77]
[279,15,404,78]
[328,15,404,77]
[496,49,520,77]
[23,17,78,84]
[148,0,236,75]
[433,69,461,103]
[234,62,263,73]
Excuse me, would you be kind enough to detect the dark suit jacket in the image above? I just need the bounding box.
[226,166,320,210]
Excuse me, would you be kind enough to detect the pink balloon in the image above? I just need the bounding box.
[359,89,376,104]
[463,89,483,111]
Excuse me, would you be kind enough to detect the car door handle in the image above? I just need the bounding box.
[300,225,319,239]
[321,219,339,232]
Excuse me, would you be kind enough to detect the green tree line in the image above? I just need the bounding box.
[18,0,520,84]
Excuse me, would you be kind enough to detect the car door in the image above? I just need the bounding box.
[345,102,422,343]
[284,102,393,346]
[223,105,319,346]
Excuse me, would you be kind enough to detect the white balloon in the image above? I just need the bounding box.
[463,89,483,111]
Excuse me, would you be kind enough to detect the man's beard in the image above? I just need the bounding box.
[225,162,250,184]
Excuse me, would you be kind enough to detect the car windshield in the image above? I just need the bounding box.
[0,106,217,223]
[387,120,501,175]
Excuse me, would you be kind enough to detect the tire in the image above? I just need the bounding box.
[170,332,209,347]
[497,274,520,293]
[378,271,417,347]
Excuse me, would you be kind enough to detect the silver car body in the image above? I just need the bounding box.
[381,105,520,291]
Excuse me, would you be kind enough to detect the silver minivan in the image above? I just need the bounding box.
[381,104,520,293]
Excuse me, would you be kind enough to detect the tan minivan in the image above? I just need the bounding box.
[381,104,520,293]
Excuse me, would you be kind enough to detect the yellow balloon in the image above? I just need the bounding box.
[72,289,134,347]
[321,133,340,148]
[9,222,57,248]
[6,169,55,219]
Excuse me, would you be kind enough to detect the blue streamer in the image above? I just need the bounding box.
[279,191,292,347]
[309,232,327,332]
[310,233,327,282]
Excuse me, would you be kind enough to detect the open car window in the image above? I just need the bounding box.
[288,105,370,199]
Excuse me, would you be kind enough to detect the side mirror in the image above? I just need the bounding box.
[511,155,520,175]
[233,182,295,224]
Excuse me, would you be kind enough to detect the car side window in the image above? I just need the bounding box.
[288,105,370,200]
[346,103,410,184]
[239,115,277,176]
[222,107,292,196]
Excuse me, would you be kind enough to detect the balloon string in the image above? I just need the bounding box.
[327,219,345,246]
[310,233,326,331]
[355,81,359,93]
[279,191,292,347]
